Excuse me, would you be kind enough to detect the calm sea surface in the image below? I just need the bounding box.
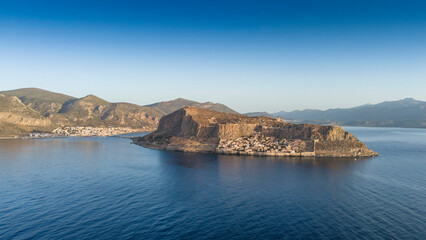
[0,127,425,239]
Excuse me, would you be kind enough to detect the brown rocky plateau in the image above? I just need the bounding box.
[132,106,378,158]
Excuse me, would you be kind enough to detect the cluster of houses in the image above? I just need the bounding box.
[52,126,141,137]
[217,134,309,154]
[27,132,59,139]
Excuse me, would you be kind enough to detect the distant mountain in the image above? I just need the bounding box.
[273,98,426,128]
[145,98,238,115]
[244,112,274,117]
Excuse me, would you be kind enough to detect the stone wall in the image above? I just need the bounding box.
[258,125,356,141]
[314,140,375,157]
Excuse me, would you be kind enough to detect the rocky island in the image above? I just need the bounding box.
[132,107,378,158]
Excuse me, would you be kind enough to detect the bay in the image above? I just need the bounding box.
[0,127,425,239]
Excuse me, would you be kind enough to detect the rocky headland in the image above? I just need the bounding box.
[132,107,378,158]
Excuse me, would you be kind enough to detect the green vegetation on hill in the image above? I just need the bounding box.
[0,88,75,104]
[56,96,161,128]
[56,96,107,127]
[0,88,76,116]
[101,103,160,128]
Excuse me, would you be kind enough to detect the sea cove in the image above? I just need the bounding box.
[1,127,425,239]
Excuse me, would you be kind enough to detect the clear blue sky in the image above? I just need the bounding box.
[1,0,425,112]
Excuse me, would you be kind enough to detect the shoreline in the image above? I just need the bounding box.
[0,129,152,140]
[132,139,378,158]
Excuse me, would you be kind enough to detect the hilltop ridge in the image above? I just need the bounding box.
[1,88,76,104]
[1,88,76,116]
[146,97,238,115]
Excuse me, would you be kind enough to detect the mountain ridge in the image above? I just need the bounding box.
[0,88,239,137]
[1,88,425,137]
[272,98,426,128]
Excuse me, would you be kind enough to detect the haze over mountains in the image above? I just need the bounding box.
[246,98,426,128]
[0,88,238,137]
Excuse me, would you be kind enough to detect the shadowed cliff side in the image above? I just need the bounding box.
[132,107,377,158]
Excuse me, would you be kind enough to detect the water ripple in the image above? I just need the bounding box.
[0,128,425,239]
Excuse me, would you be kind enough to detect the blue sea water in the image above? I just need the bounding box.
[0,127,425,239]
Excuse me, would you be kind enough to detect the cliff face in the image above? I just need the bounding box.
[133,107,378,158]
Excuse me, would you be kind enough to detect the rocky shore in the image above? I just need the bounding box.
[132,107,378,158]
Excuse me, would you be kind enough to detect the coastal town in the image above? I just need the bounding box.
[27,126,147,138]
[217,133,314,155]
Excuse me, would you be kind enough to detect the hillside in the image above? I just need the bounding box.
[56,95,160,128]
[53,95,160,128]
[0,89,162,136]
[100,103,159,128]
[0,94,53,137]
[273,98,426,128]
[0,88,75,103]
[0,88,237,137]
[145,98,238,115]
[56,95,111,126]
[0,88,76,116]
[133,107,377,158]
